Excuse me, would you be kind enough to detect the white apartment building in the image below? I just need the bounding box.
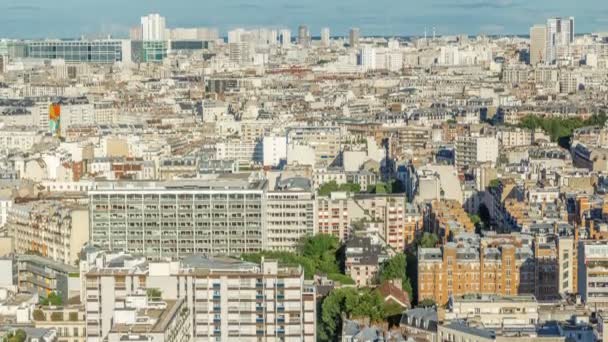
[360,46,376,71]
[267,178,316,251]
[578,241,608,308]
[263,136,287,167]
[141,13,167,41]
[89,176,266,259]
[84,253,316,342]
[216,140,263,166]
[0,126,42,152]
[445,294,539,330]
[286,127,341,168]
[455,136,499,169]
[0,195,12,227]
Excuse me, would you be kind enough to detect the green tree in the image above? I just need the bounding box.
[339,182,361,193]
[39,292,62,306]
[318,181,340,196]
[488,179,500,189]
[4,329,27,342]
[378,254,413,300]
[319,288,387,341]
[516,114,607,142]
[242,234,353,283]
[468,214,480,225]
[32,309,45,321]
[146,288,162,300]
[418,233,439,248]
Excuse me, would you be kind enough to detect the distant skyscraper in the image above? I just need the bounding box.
[141,13,166,41]
[298,25,310,46]
[530,25,546,65]
[279,29,291,47]
[359,45,376,71]
[321,27,330,47]
[349,27,360,47]
[227,28,246,44]
[546,17,574,64]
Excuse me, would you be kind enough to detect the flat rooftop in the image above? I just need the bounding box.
[90,173,266,192]
[110,299,181,334]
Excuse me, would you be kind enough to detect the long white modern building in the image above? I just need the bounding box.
[89,176,266,259]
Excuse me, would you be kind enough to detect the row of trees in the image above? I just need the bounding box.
[241,234,354,284]
[516,112,608,143]
[317,179,406,196]
[318,181,361,196]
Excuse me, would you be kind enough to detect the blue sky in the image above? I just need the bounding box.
[0,0,606,38]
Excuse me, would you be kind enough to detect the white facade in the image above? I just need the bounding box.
[263,136,287,167]
[0,127,42,151]
[0,196,12,227]
[141,13,166,41]
[360,46,376,71]
[279,29,291,47]
[578,241,608,307]
[546,17,574,64]
[266,191,316,251]
[320,28,330,47]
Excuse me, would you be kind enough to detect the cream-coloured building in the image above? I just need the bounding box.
[444,294,539,330]
[8,201,89,265]
[266,178,316,251]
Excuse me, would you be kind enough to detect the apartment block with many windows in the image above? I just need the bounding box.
[83,251,315,342]
[89,176,266,259]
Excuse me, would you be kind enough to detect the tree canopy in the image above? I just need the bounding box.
[318,288,388,341]
[3,329,27,342]
[242,234,353,283]
[318,181,361,196]
[39,292,62,306]
[516,113,607,142]
[418,232,439,248]
[378,253,413,299]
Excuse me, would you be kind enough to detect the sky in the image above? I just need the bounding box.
[0,0,607,39]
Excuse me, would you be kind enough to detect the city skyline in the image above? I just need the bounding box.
[1,0,607,39]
